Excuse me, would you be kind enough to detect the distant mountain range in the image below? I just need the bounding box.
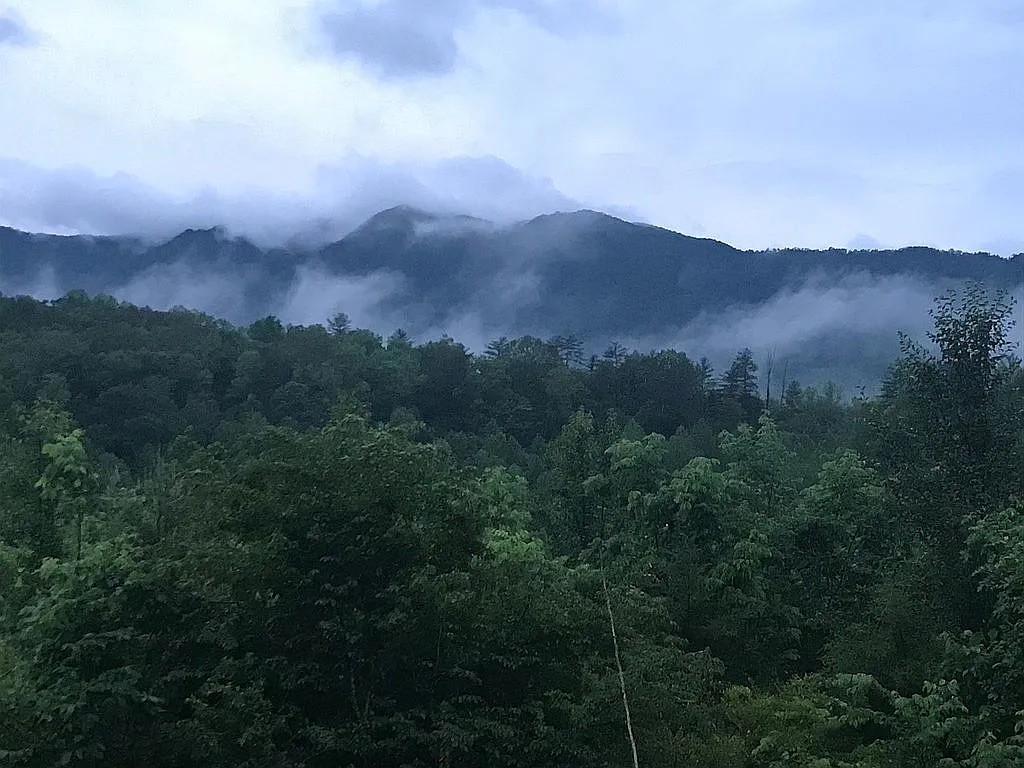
[2,206,1021,389]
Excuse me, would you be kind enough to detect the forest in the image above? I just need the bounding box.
[5,209,1021,391]
[1,283,1023,766]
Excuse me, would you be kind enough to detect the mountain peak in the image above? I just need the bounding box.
[526,209,627,225]
[354,205,438,234]
[152,227,231,252]
[346,206,498,244]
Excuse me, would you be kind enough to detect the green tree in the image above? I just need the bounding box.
[866,284,1021,632]
[36,429,98,561]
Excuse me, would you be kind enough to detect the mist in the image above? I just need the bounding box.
[3,197,1018,392]
[637,274,943,390]
[0,155,578,248]
[112,262,266,323]
[0,265,61,302]
[277,267,407,330]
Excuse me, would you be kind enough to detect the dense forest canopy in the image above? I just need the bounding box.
[2,283,1024,766]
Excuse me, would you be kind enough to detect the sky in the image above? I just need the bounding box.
[1,1,1022,253]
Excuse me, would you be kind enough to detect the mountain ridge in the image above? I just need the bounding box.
[2,208,1020,269]
[2,207,1022,388]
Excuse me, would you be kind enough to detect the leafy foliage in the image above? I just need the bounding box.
[1,284,1023,765]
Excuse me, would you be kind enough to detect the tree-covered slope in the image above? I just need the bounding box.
[3,207,1022,388]
[3,286,1024,765]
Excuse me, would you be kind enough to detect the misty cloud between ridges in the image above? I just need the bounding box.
[2,206,1021,390]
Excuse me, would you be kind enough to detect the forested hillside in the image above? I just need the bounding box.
[2,285,1024,766]
[3,207,1022,388]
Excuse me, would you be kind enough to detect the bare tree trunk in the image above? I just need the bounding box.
[603,576,639,768]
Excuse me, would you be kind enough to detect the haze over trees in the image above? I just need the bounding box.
[1,282,1023,766]
[3,206,1023,389]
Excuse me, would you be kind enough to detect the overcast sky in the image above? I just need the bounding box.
[1,1,1022,253]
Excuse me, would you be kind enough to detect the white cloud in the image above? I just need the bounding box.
[276,266,405,327]
[0,0,1021,253]
[0,155,576,245]
[113,262,257,322]
[656,274,940,360]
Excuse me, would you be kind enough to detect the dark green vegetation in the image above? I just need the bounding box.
[2,284,1024,766]
[3,206,1023,387]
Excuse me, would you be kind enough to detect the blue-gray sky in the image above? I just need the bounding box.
[0,0,1021,253]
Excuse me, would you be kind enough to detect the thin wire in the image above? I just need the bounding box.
[603,575,640,768]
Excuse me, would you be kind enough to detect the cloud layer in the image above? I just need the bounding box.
[0,1,1022,254]
[313,0,614,77]
[0,155,575,246]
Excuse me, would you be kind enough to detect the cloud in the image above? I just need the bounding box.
[616,273,948,389]
[112,262,259,323]
[312,154,576,231]
[0,154,577,245]
[276,267,405,328]
[109,260,408,330]
[0,9,33,45]
[662,274,938,358]
[418,266,544,349]
[1,1,1023,255]
[312,0,614,77]
[315,2,460,78]
[847,234,882,250]
[0,265,59,300]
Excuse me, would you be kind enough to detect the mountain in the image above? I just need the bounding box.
[2,207,1021,389]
